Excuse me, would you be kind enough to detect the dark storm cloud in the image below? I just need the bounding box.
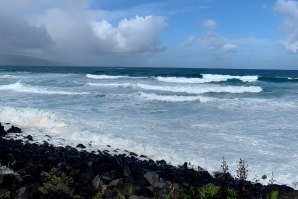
[0,15,54,52]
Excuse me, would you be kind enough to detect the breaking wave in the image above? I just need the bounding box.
[88,82,262,94]
[156,74,258,83]
[138,92,212,102]
[0,74,18,79]
[0,82,89,95]
[137,83,263,94]
[0,106,66,130]
[86,74,128,79]
[88,82,132,88]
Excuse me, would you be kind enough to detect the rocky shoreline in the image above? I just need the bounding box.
[0,123,297,199]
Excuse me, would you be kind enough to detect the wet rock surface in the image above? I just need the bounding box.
[0,125,297,199]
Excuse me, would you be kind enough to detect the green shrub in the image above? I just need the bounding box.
[0,190,10,199]
[199,185,220,199]
[127,186,134,197]
[38,168,74,195]
[92,192,103,199]
[270,191,278,199]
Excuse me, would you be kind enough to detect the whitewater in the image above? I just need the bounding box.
[0,66,297,188]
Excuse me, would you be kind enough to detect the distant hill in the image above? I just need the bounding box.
[0,53,66,66]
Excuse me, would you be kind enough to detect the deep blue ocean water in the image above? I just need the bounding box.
[0,66,297,187]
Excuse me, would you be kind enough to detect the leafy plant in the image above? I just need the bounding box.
[218,157,230,199]
[236,159,248,199]
[199,185,220,199]
[0,190,10,199]
[266,191,278,199]
[38,168,74,195]
[118,194,126,199]
[92,192,103,199]
[127,186,134,197]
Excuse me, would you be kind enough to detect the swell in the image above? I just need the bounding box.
[0,81,89,95]
[156,74,259,83]
[138,92,212,102]
[88,82,262,94]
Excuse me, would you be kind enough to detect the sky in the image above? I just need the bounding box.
[0,0,298,69]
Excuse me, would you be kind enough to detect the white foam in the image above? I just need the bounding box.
[288,77,298,80]
[137,83,263,94]
[156,74,258,84]
[0,81,89,95]
[88,82,132,88]
[138,92,212,102]
[0,106,66,131]
[156,76,208,84]
[88,82,262,94]
[202,74,258,82]
[86,74,128,79]
[0,74,18,78]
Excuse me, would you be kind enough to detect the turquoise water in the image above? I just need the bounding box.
[0,66,297,187]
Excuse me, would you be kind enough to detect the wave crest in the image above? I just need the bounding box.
[156,74,258,83]
[0,82,89,95]
[139,92,212,102]
[86,74,128,79]
[0,106,66,130]
[137,83,263,94]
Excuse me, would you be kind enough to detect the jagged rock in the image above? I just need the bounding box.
[104,188,120,199]
[144,171,159,185]
[15,184,39,199]
[130,152,138,157]
[156,160,166,165]
[136,187,154,198]
[108,178,124,187]
[92,175,104,190]
[76,144,86,149]
[7,125,22,133]
[140,155,148,158]
[25,135,33,141]
[0,166,22,187]
[0,123,7,137]
[120,184,137,197]
[40,171,50,180]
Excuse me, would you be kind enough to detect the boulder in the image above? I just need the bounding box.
[0,123,7,137]
[0,166,22,187]
[7,125,22,133]
[76,144,86,149]
[92,175,104,190]
[144,171,159,185]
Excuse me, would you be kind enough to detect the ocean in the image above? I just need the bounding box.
[0,66,297,187]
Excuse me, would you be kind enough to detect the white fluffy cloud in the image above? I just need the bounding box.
[0,0,167,65]
[91,16,167,53]
[182,19,238,53]
[275,0,298,53]
[202,19,217,30]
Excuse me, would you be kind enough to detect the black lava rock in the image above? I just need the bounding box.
[76,144,86,149]
[7,125,22,133]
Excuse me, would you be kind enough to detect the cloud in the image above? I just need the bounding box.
[222,43,238,52]
[200,32,238,53]
[91,16,167,53]
[275,0,298,53]
[180,19,238,53]
[0,6,54,54]
[181,36,197,48]
[202,19,217,29]
[0,0,167,66]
